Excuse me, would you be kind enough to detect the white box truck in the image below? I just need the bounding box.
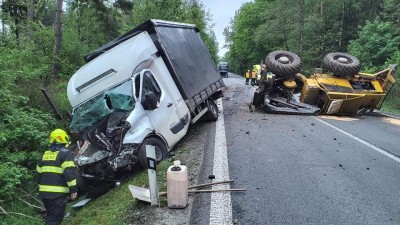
[67,20,224,190]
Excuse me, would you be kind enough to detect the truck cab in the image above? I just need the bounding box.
[218,62,229,77]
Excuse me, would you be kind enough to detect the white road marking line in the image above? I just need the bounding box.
[313,116,400,163]
[209,98,233,225]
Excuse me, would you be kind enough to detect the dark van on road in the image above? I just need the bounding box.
[218,62,229,77]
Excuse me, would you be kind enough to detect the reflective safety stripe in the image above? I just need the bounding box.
[36,165,42,173]
[39,185,69,193]
[67,179,77,187]
[61,161,75,170]
[39,166,63,174]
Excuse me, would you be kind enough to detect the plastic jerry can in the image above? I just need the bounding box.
[167,160,188,208]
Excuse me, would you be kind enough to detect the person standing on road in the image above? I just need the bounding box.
[251,69,257,86]
[245,70,251,85]
[36,129,78,225]
[258,64,268,90]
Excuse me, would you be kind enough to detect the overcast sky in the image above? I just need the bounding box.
[201,0,252,58]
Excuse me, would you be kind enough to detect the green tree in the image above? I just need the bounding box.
[226,0,268,74]
[348,19,400,71]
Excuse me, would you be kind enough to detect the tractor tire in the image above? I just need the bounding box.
[253,91,264,108]
[206,99,219,121]
[265,50,302,78]
[323,52,360,77]
[137,137,168,168]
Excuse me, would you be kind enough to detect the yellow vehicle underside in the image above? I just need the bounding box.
[298,65,396,115]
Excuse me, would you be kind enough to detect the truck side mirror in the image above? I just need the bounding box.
[142,91,158,110]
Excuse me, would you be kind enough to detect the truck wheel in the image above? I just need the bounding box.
[85,179,116,198]
[77,172,89,195]
[265,50,302,78]
[206,99,219,121]
[138,137,168,168]
[323,52,360,77]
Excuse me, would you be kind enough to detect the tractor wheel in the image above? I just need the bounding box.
[137,137,168,168]
[265,50,302,78]
[323,52,360,77]
[253,91,264,108]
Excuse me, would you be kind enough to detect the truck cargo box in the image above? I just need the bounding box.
[84,19,224,112]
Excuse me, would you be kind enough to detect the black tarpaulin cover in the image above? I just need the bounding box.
[84,19,222,101]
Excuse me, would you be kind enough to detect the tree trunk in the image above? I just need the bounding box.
[320,0,323,15]
[27,0,35,21]
[13,7,19,45]
[298,0,305,56]
[338,1,345,50]
[1,0,4,35]
[283,24,290,51]
[51,0,63,82]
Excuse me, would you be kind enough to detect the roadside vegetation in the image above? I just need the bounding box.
[0,0,399,224]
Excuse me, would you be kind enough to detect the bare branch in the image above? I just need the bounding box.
[0,205,41,220]
[17,188,42,205]
[18,197,45,212]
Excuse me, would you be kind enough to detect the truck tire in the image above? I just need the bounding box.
[323,52,360,77]
[77,172,89,195]
[85,179,116,198]
[206,99,219,121]
[265,50,302,78]
[138,137,168,168]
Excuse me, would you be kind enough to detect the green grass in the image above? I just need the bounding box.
[381,98,400,115]
[64,148,188,225]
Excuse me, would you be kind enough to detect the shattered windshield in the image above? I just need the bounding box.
[70,80,135,131]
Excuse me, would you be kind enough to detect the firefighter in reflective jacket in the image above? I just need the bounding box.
[36,129,78,225]
[251,69,257,86]
[245,70,251,85]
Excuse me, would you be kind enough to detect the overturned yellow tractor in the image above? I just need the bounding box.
[253,51,396,115]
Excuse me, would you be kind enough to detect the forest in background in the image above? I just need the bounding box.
[0,0,399,223]
[0,0,217,223]
[222,0,399,112]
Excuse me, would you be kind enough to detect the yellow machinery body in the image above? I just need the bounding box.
[299,65,396,115]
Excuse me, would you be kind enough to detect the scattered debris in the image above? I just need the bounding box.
[129,180,243,204]
[71,198,92,208]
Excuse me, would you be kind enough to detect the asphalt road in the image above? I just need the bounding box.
[191,73,400,225]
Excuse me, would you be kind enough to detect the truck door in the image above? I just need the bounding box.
[136,69,188,147]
